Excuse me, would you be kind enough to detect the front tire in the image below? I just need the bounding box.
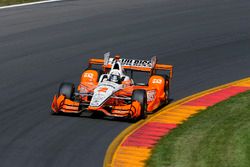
[58,82,75,100]
[131,89,147,121]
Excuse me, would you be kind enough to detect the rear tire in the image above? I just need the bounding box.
[156,74,170,104]
[131,89,147,121]
[163,76,170,104]
[58,82,75,100]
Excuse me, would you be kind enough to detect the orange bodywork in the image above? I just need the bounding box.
[77,69,99,91]
[88,58,173,79]
[51,93,142,118]
[51,95,80,113]
[51,79,169,118]
[88,101,141,118]
[51,56,173,119]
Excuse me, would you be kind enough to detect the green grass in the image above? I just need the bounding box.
[147,91,250,167]
[0,0,39,6]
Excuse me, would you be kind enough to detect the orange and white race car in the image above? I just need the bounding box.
[51,53,173,121]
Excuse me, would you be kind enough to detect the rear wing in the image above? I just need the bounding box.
[88,53,173,79]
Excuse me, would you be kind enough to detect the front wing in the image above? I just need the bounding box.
[51,95,142,118]
[51,95,80,114]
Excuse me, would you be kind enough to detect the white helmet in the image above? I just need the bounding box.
[109,70,121,83]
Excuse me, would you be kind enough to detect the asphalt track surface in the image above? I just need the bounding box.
[0,0,250,166]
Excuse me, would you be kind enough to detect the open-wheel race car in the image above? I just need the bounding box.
[51,53,173,121]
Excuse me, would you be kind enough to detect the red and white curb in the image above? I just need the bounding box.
[104,77,250,167]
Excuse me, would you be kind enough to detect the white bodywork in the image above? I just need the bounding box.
[90,58,126,107]
[89,53,156,107]
[89,81,123,107]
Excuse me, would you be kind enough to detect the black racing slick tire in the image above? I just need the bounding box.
[58,82,75,100]
[132,89,148,121]
[155,74,170,104]
[161,75,170,104]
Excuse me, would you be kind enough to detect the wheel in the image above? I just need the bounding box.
[156,74,170,104]
[132,89,147,120]
[160,75,170,104]
[162,75,170,104]
[165,87,170,104]
[58,82,75,100]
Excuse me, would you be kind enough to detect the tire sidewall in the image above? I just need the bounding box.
[132,89,147,120]
[58,82,75,100]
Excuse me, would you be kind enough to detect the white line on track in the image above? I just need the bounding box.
[0,0,62,10]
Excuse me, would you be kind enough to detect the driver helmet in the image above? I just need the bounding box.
[109,70,121,83]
